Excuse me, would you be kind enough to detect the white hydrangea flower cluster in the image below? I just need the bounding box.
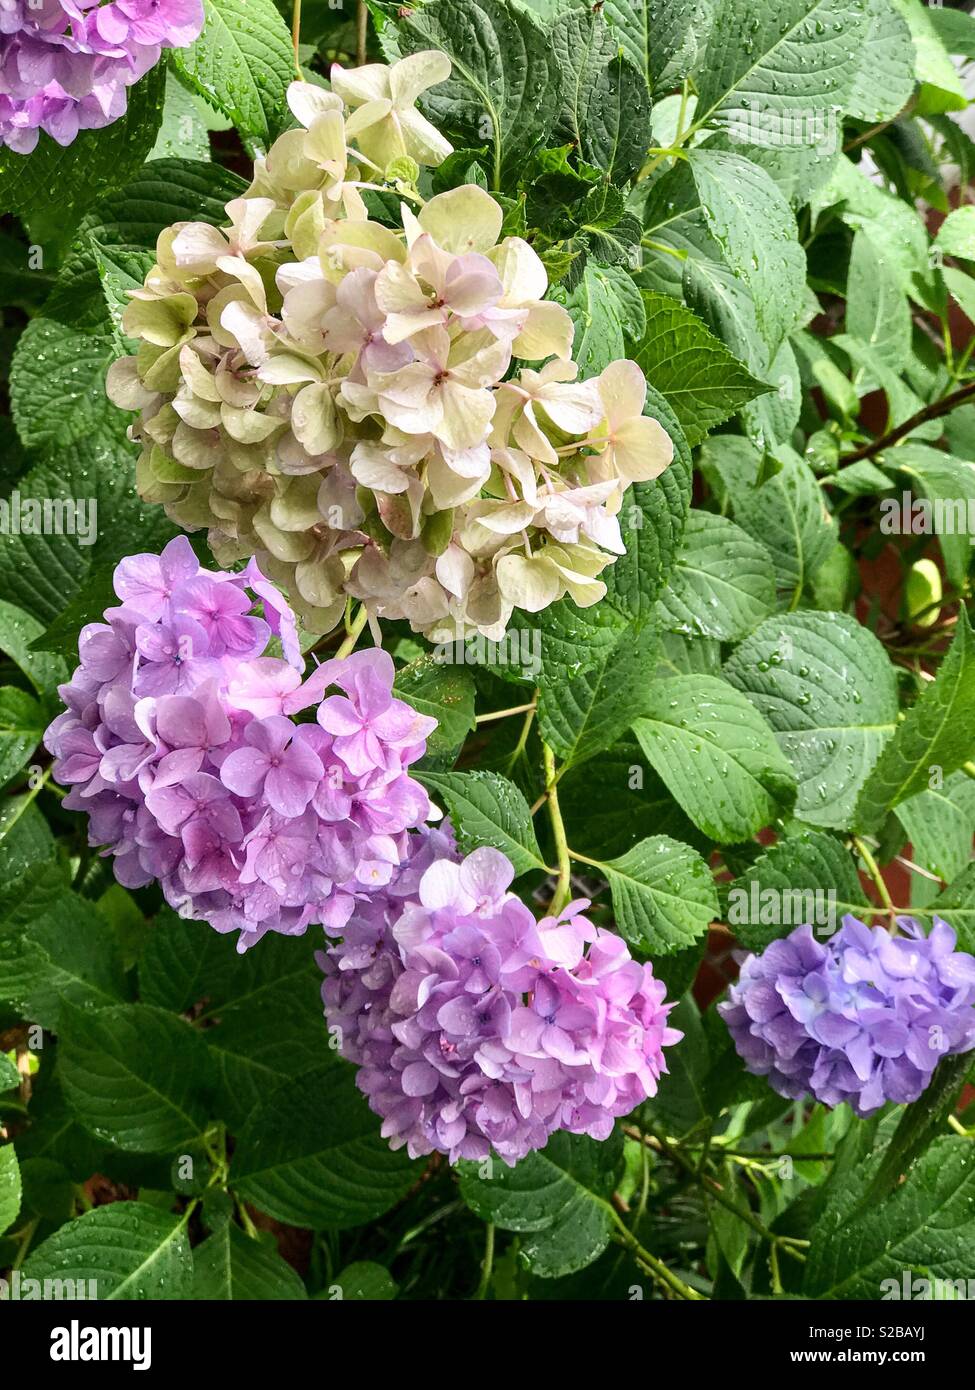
[107,52,673,641]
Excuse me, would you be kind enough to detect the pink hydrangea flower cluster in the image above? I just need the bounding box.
[0,0,203,152]
[43,537,438,951]
[319,843,682,1164]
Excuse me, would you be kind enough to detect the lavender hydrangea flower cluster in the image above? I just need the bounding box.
[43,537,438,951]
[719,916,975,1117]
[0,0,203,152]
[319,843,682,1164]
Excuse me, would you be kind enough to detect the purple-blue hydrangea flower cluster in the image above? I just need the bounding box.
[719,916,975,1116]
[319,843,682,1164]
[43,537,438,951]
[0,0,203,152]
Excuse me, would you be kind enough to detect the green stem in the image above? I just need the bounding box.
[853,836,895,917]
[12,1218,39,1271]
[475,701,536,726]
[610,1213,706,1300]
[356,0,368,66]
[291,0,303,78]
[503,697,536,778]
[235,1194,259,1239]
[542,743,571,915]
[473,1222,495,1300]
[567,848,603,870]
[648,1130,810,1255]
[335,604,369,660]
[839,379,975,463]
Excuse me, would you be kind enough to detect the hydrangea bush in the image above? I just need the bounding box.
[2,0,975,1311]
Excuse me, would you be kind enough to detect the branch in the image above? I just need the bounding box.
[840,380,975,464]
[542,742,572,915]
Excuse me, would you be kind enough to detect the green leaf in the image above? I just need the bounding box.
[457,1130,624,1278]
[21,1201,192,1299]
[0,598,69,700]
[601,0,713,88]
[46,158,247,334]
[943,265,975,326]
[577,51,653,185]
[598,835,720,953]
[58,1002,216,1153]
[656,509,776,642]
[0,1145,21,1235]
[537,622,659,770]
[90,239,156,338]
[836,334,940,441]
[386,0,563,186]
[846,0,916,122]
[929,5,975,61]
[632,674,797,842]
[554,261,645,377]
[930,862,975,950]
[682,257,801,448]
[151,73,226,162]
[559,739,709,862]
[327,1261,397,1300]
[803,1137,975,1298]
[724,611,899,830]
[31,565,118,661]
[532,594,627,679]
[725,830,870,951]
[681,149,806,358]
[656,631,723,679]
[694,0,867,130]
[602,384,692,622]
[193,1223,308,1299]
[0,381,175,627]
[700,436,762,503]
[393,656,475,771]
[890,0,966,115]
[0,687,43,788]
[171,0,296,151]
[0,1053,18,1091]
[647,994,711,1133]
[730,449,836,608]
[140,914,329,1132]
[634,293,769,448]
[230,1065,417,1229]
[846,228,912,375]
[885,445,975,591]
[552,6,618,148]
[855,609,975,832]
[0,68,165,219]
[821,156,933,304]
[895,773,975,894]
[418,770,546,874]
[10,318,117,452]
[861,1054,973,1207]
[0,892,130,1030]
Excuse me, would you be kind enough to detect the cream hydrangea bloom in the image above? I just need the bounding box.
[106,55,673,642]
